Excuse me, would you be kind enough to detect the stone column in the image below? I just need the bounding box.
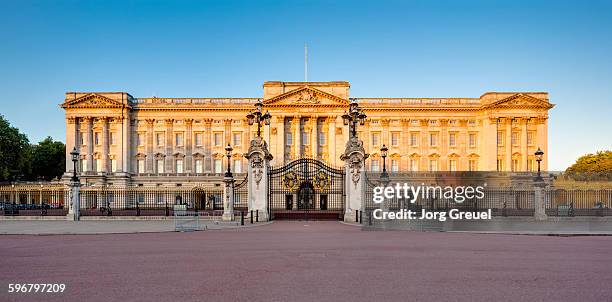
[312,117,318,158]
[505,118,512,171]
[328,116,337,165]
[165,119,174,173]
[101,117,109,173]
[381,118,390,147]
[65,117,78,173]
[521,118,528,171]
[400,119,410,170]
[340,136,368,222]
[204,119,213,172]
[275,116,285,164]
[245,136,273,221]
[122,115,131,174]
[67,179,81,221]
[145,119,155,173]
[222,175,235,221]
[185,119,194,172]
[536,117,548,171]
[440,119,448,171]
[533,178,548,220]
[293,116,301,159]
[114,117,124,173]
[84,117,94,172]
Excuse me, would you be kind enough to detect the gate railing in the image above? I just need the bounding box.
[0,185,67,216]
[233,174,248,211]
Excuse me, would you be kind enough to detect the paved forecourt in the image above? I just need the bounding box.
[1,221,611,302]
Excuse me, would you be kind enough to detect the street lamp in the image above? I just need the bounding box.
[246,100,271,137]
[341,100,367,138]
[225,144,233,178]
[380,144,389,183]
[70,147,80,182]
[535,147,544,179]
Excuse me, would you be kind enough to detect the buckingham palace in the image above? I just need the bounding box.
[61,81,553,187]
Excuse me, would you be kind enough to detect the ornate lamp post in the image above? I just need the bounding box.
[380,144,389,184]
[225,144,233,178]
[70,147,80,182]
[246,100,271,137]
[342,100,367,138]
[535,147,544,180]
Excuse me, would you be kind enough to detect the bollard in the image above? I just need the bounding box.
[165,201,169,216]
[241,211,244,225]
[355,210,359,223]
[256,210,259,222]
[250,210,254,224]
[360,210,363,224]
[136,201,140,216]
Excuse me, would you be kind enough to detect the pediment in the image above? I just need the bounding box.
[263,86,349,107]
[61,93,128,109]
[483,93,554,109]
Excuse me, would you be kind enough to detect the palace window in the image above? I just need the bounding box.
[156,159,164,173]
[176,159,184,173]
[449,159,457,172]
[497,131,504,146]
[233,133,242,146]
[175,133,184,146]
[410,133,419,147]
[81,159,88,172]
[214,133,222,146]
[195,133,203,147]
[371,159,380,172]
[410,159,418,172]
[214,159,222,173]
[319,133,326,146]
[449,133,456,147]
[95,159,102,172]
[137,133,145,147]
[429,133,438,147]
[371,133,380,146]
[527,159,534,172]
[496,159,504,171]
[94,132,101,145]
[391,132,400,146]
[429,159,438,172]
[137,159,145,174]
[468,159,477,171]
[469,133,477,147]
[527,131,535,145]
[302,132,310,145]
[512,132,520,146]
[391,159,399,172]
[110,132,116,145]
[512,159,519,172]
[110,159,117,173]
[80,132,86,145]
[156,133,164,147]
[195,159,203,174]
[233,159,242,173]
[286,133,293,145]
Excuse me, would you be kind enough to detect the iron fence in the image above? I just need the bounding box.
[545,189,612,216]
[79,187,224,216]
[233,175,248,211]
[0,186,67,216]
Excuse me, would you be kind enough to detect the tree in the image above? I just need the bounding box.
[31,137,66,181]
[565,151,612,180]
[0,115,31,181]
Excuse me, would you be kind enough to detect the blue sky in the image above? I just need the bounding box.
[0,0,610,170]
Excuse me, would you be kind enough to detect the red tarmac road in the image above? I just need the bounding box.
[1,221,611,302]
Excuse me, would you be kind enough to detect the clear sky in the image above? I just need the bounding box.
[1,0,611,170]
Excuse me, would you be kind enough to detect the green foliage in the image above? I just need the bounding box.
[31,137,66,181]
[0,116,66,182]
[565,151,612,180]
[0,115,31,181]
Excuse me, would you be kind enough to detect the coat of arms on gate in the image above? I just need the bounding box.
[313,170,331,190]
[282,170,300,190]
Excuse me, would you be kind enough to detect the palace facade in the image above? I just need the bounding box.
[61,81,553,186]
